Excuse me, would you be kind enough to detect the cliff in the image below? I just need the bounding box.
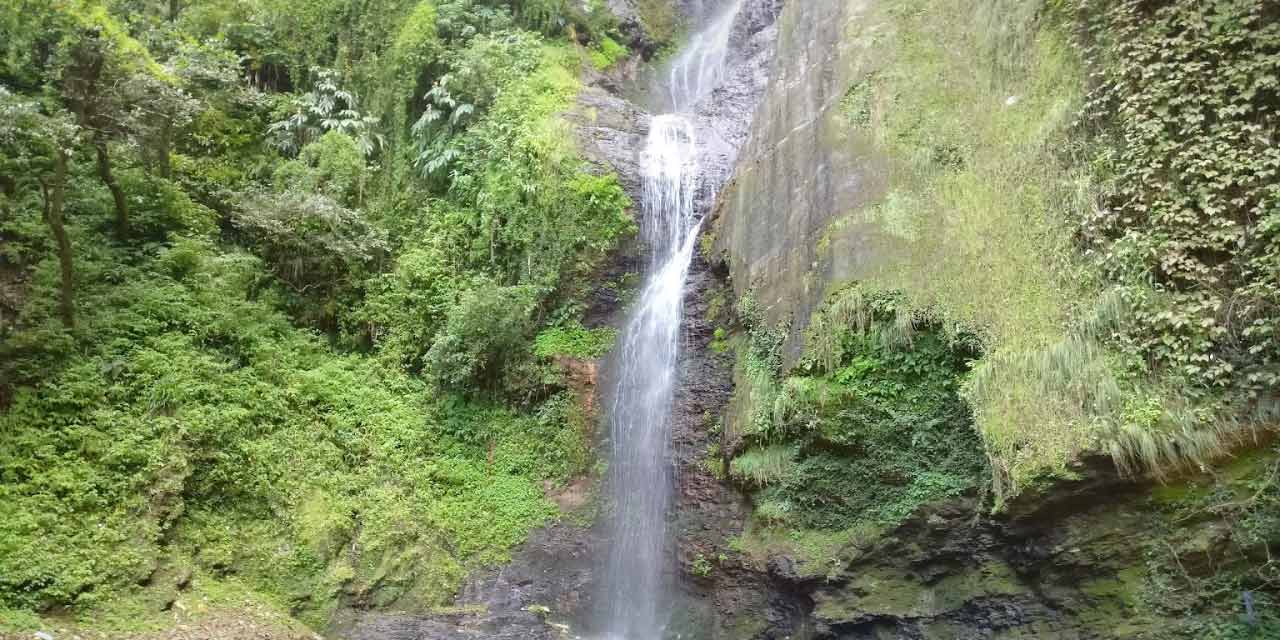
[698,0,1280,638]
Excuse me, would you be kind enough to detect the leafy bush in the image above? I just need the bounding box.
[355,236,472,369]
[233,189,387,297]
[434,0,517,42]
[533,322,618,359]
[0,0,632,629]
[116,172,219,239]
[634,0,680,48]
[1071,0,1280,438]
[589,36,628,70]
[412,30,543,177]
[0,234,574,621]
[425,283,538,391]
[267,68,383,157]
[277,130,369,206]
[730,287,986,531]
[728,445,796,486]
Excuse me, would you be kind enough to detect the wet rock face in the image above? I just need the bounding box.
[693,0,1266,637]
[569,85,649,199]
[660,2,794,639]
[722,452,1276,640]
[710,0,891,363]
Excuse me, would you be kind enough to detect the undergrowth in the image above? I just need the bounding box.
[728,287,986,532]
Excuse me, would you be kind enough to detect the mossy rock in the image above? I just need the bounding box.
[814,560,1028,623]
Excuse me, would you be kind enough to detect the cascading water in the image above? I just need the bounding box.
[601,115,699,640]
[601,2,743,638]
[668,2,741,112]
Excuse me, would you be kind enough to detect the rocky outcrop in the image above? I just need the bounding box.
[333,522,598,640]
[721,451,1276,639]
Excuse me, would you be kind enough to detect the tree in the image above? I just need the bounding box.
[425,282,538,393]
[123,69,200,180]
[232,187,387,306]
[42,4,174,237]
[0,89,81,328]
[411,30,541,179]
[62,28,132,235]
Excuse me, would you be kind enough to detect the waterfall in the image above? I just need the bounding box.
[668,2,741,112]
[601,3,743,638]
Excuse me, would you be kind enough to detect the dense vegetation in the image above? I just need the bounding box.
[727,288,985,533]
[2,0,1276,635]
[0,0,638,630]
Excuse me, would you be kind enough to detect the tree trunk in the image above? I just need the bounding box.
[168,0,180,21]
[94,135,130,236]
[41,152,74,329]
[158,121,172,179]
[0,174,13,220]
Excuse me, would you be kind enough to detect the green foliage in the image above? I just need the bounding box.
[267,68,382,157]
[0,0,633,629]
[534,322,618,359]
[1122,447,1280,638]
[633,0,680,48]
[232,189,387,318]
[729,287,986,531]
[728,291,790,444]
[589,36,628,70]
[119,172,220,239]
[434,0,517,41]
[702,443,726,481]
[932,0,1280,499]
[820,0,1279,501]
[412,31,543,178]
[691,553,713,578]
[425,282,538,391]
[709,327,730,353]
[1070,0,1280,423]
[354,235,472,370]
[386,1,442,82]
[0,233,573,620]
[276,130,370,205]
[358,44,633,387]
[729,445,796,486]
[0,0,167,86]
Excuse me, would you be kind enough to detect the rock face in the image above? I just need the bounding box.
[710,0,891,363]
[698,1,1278,637]
[712,453,1276,639]
[334,522,598,640]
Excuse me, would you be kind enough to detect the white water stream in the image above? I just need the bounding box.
[600,3,743,638]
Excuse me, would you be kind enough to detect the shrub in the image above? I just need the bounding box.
[533,322,617,359]
[589,36,628,69]
[730,287,986,531]
[424,283,538,392]
[233,189,388,298]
